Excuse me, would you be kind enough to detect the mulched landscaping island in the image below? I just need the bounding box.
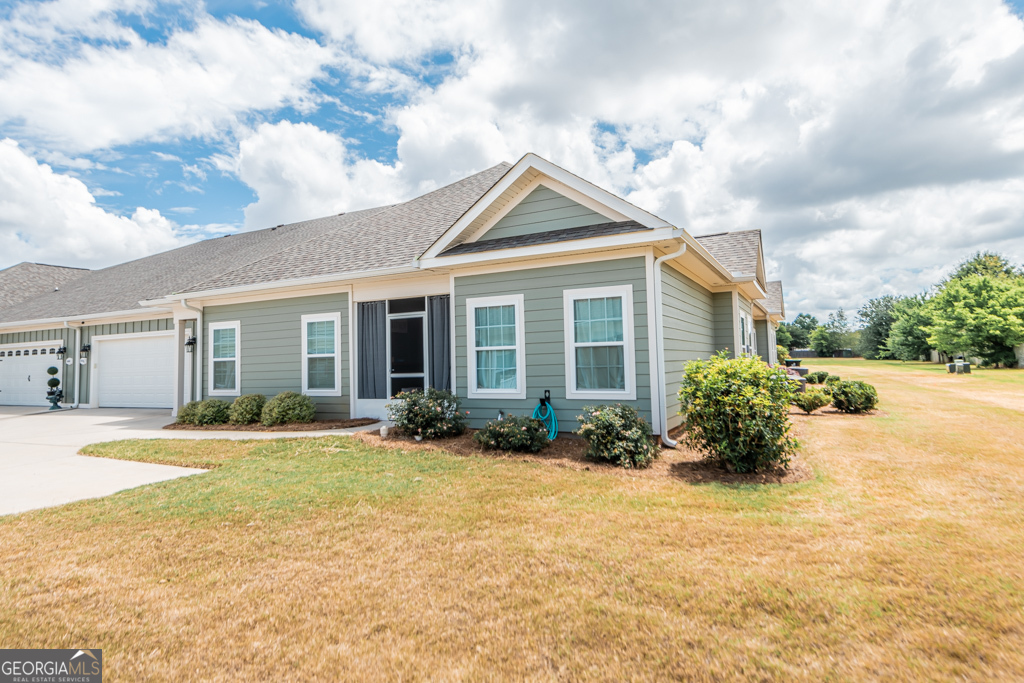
[350,429,814,485]
[163,418,379,432]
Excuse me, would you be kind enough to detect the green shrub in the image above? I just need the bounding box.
[678,352,796,473]
[830,380,879,413]
[386,387,466,439]
[577,404,657,469]
[177,400,201,425]
[792,387,832,414]
[230,394,266,425]
[776,345,790,362]
[474,415,549,453]
[824,374,842,386]
[806,370,830,384]
[194,399,231,425]
[261,391,317,426]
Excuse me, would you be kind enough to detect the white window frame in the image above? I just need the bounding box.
[466,293,526,399]
[563,284,637,401]
[301,312,342,397]
[208,321,241,397]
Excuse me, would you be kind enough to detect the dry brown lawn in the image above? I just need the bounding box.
[0,359,1021,681]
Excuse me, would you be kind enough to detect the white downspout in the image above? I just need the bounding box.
[653,237,688,448]
[65,321,83,408]
[181,299,203,402]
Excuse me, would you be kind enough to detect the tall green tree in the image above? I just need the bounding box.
[780,313,818,349]
[856,295,900,359]
[926,275,1024,366]
[943,251,1021,283]
[774,323,793,348]
[810,309,852,356]
[885,295,934,361]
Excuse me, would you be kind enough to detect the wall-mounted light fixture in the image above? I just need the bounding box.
[56,345,67,360]
[184,336,197,353]
[79,344,91,359]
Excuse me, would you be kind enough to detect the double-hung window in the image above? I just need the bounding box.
[564,285,636,400]
[302,313,341,396]
[209,321,240,396]
[467,294,526,399]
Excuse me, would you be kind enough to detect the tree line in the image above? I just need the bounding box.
[777,252,1024,366]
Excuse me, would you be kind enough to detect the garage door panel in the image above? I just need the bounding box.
[96,335,174,408]
[0,348,61,406]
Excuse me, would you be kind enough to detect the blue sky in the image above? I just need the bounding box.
[2,0,1024,319]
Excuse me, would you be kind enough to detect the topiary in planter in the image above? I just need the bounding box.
[177,400,202,425]
[678,352,796,473]
[474,415,549,453]
[262,391,317,426]
[577,404,657,469]
[830,380,878,413]
[792,387,831,414]
[386,388,465,439]
[230,394,266,425]
[194,399,231,425]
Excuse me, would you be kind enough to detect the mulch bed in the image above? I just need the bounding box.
[163,418,379,432]
[350,429,813,486]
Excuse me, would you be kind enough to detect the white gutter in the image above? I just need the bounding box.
[180,299,203,402]
[653,234,688,448]
[141,266,419,308]
[64,321,83,408]
[0,307,173,332]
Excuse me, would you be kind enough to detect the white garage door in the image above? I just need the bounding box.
[95,335,174,408]
[0,346,61,406]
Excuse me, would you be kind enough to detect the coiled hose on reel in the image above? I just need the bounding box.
[532,390,558,440]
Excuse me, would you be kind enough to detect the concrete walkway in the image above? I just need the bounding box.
[0,407,383,516]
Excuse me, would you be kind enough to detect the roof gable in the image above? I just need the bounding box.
[477,184,613,242]
[693,230,766,289]
[421,153,671,259]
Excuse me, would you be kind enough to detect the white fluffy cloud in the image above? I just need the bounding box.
[289,0,1024,317]
[214,121,407,229]
[0,9,333,152]
[0,139,186,268]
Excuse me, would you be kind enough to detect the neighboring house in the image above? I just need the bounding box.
[0,153,786,442]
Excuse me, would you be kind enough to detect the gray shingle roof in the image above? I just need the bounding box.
[441,220,648,256]
[764,280,785,315]
[0,263,89,311]
[694,230,761,276]
[0,163,512,324]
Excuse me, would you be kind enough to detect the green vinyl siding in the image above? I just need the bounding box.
[203,294,349,419]
[480,185,611,242]
[661,265,715,430]
[712,292,734,357]
[454,257,650,432]
[78,318,174,404]
[755,319,769,360]
[0,327,76,401]
[738,296,752,317]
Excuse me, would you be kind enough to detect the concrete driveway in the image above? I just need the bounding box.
[0,407,381,516]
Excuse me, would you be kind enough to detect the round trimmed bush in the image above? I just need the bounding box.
[805,370,830,384]
[230,393,266,425]
[577,404,657,469]
[386,387,465,439]
[830,380,878,413]
[474,415,549,453]
[824,374,841,386]
[776,345,790,362]
[47,377,61,388]
[792,387,831,414]
[678,352,796,473]
[194,399,231,425]
[262,391,317,426]
[177,400,201,425]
